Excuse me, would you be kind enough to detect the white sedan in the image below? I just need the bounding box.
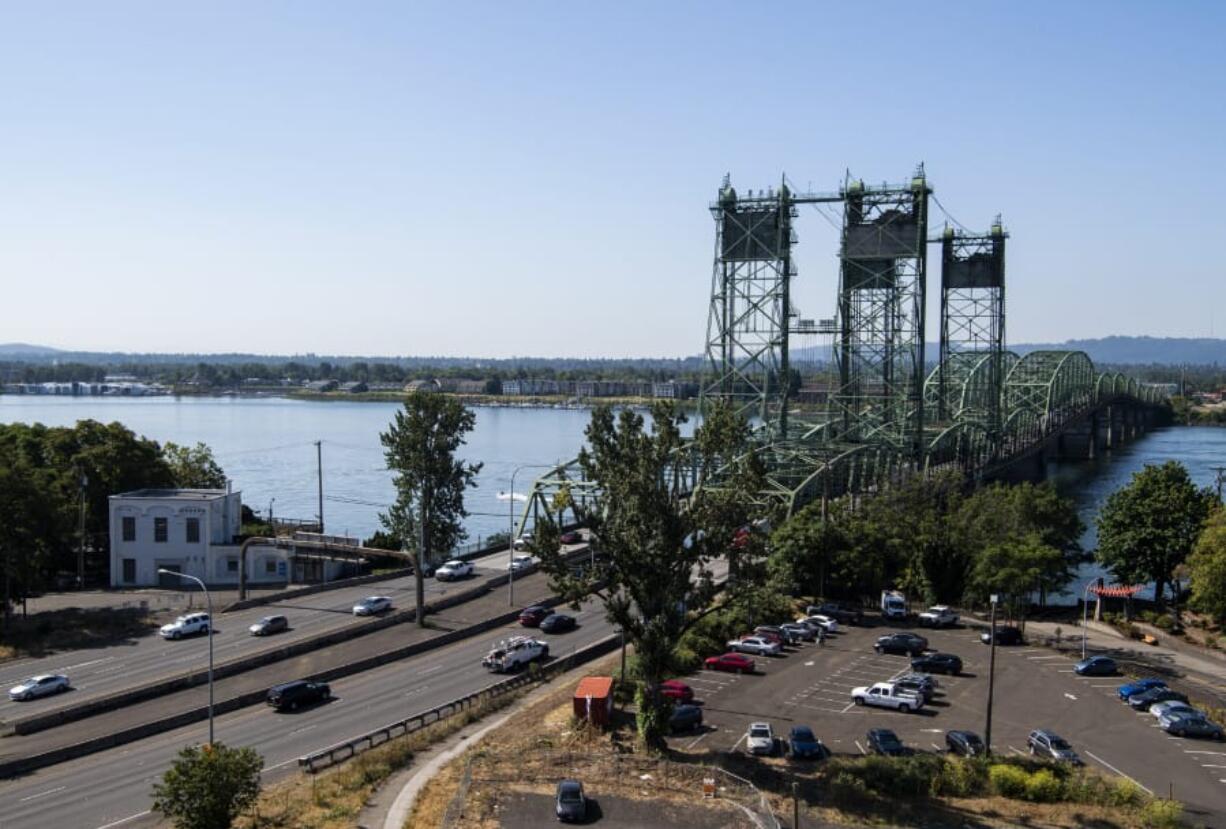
[507,555,535,573]
[727,636,781,656]
[801,614,839,633]
[353,596,392,616]
[435,559,475,581]
[9,674,70,701]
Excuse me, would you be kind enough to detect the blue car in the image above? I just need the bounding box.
[786,725,829,760]
[1074,656,1117,676]
[1117,677,1165,701]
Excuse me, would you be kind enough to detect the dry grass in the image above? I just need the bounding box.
[0,607,160,662]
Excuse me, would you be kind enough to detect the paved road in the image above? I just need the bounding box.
[0,596,617,829]
[499,791,755,828]
[0,544,581,722]
[667,619,1226,826]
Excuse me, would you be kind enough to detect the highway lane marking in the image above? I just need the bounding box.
[290,724,317,736]
[19,785,66,802]
[419,664,444,675]
[1084,751,1153,794]
[55,657,117,671]
[94,811,152,829]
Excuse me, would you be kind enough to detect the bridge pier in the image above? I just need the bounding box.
[1056,419,1097,461]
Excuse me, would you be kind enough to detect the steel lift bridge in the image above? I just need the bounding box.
[514,167,1166,535]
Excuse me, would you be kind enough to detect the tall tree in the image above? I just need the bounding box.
[379,394,481,626]
[151,742,262,829]
[1096,461,1215,607]
[1188,507,1226,623]
[533,401,767,748]
[162,442,227,489]
[966,532,1070,627]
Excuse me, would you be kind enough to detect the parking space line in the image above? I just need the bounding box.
[1185,750,1226,756]
[686,732,708,749]
[1084,751,1153,794]
[1026,655,1065,660]
[1008,746,1025,756]
[854,740,866,755]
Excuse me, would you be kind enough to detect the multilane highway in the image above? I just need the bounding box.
[0,543,585,722]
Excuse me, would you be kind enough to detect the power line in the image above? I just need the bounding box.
[930,192,973,234]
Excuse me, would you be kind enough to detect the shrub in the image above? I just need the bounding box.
[1141,798,1184,829]
[1024,768,1064,802]
[932,757,988,798]
[988,764,1030,799]
[1153,614,1175,632]
[1107,777,1146,808]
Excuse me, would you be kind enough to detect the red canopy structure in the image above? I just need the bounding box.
[1090,584,1143,598]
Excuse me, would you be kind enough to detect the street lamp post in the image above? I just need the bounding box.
[158,569,214,744]
[507,463,550,607]
[1081,581,1098,660]
[985,594,998,755]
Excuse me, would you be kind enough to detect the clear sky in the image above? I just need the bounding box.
[1,2,1223,358]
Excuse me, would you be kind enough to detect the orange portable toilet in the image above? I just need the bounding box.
[573,675,614,728]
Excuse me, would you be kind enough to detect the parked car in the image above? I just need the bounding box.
[786,725,829,760]
[729,636,781,656]
[559,530,583,545]
[895,674,937,703]
[808,602,863,626]
[519,605,553,626]
[540,613,576,633]
[8,674,70,701]
[352,596,392,616]
[867,728,907,756]
[669,704,704,733]
[248,615,289,636]
[160,612,211,639]
[659,679,694,703]
[1074,655,1117,676]
[267,679,330,711]
[875,632,928,656]
[980,626,1024,646]
[508,555,535,573]
[1129,687,1188,711]
[945,730,985,757]
[1150,700,1199,720]
[1117,677,1166,701]
[705,653,755,674]
[435,559,475,581]
[512,534,534,551]
[911,652,962,675]
[746,722,775,755]
[748,628,784,646]
[555,778,587,823]
[1159,713,1225,740]
[851,681,924,712]
[802,614,839,633]
[917,605,959,628]
[781,622,816,642]
[756,625,800,645]
[1027,730,1082,764]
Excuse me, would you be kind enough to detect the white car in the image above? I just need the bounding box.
[482,635,549,672]
[434,559,475,581]
[1150,700,1198,720]
[159,612,211,639]
[727,636,781,656]
[507,555,535,573]
[513,534,534,551]
[917,605,959,628]
[353,596,392,616]
[746,722,775,755]
[9,674,70,701]
[801,614,839,633]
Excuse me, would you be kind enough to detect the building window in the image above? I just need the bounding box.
[186,518,200,544]
[227,559,238,573]
[122,516,136,542]
[265,559,278,575]
[122,558,136,583]
[154,517,168,543]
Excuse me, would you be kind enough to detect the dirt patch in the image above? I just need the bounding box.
[0,606,164,661]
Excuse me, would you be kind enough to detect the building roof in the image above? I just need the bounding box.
[111,488,235,501]
[574,675,614,699]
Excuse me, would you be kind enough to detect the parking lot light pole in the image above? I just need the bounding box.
[985,594,998,755]
[507,463,550,607]
[1081,581,1097,660]
[159,569,213,744]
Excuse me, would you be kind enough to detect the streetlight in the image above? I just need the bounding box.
[507,463,551,607]
[984,594,998,755]
[158,568,214,744]
[1081,581,1099,660]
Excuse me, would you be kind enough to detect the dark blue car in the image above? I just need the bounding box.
[1117,677,1165,701]
[1074,656,1117,676]
[786,725,829,760]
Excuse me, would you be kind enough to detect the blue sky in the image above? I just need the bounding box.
[1,2,1223,358]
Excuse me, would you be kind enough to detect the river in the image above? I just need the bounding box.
[1,395,1222,600]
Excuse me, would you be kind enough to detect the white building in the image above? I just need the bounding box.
[108,488,289,588]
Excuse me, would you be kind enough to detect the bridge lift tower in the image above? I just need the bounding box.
[829,169,931,462]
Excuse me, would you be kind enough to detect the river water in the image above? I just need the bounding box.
[2,396,1223,601]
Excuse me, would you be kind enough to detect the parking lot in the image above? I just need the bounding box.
[667,618,1226,825]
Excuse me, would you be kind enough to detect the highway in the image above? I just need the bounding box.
[0,596,617,829]
[0,544,582,722]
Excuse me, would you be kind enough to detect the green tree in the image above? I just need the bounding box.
[966,533,1069,627]
[767,501,848,598]
[1188,507,1226,623]
[1096,461,1215,607]
[379,393,482,626]
[151,742,262,829]
[532,401,767,748]
[162,442,227,489]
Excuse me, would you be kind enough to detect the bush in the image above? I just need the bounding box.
[1141,798,1184,829]
[1024,768,1064,802]
[932,757,988,797]
[1153,614,1176,632]
[1107,777,1146,808]
[988,764,1030,799]
[152,742,263,829]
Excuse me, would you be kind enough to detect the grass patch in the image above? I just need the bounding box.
[0,607,159,661]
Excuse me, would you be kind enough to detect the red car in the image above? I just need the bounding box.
[518,605,552,627]
[659,679,694,703]
[704,652,755,674]
[560,530,583,545]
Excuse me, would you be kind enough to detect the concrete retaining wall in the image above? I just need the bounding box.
[223,567,414,613]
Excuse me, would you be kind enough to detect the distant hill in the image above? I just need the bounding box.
[0,343,62,356]
[1010,337,1226,366]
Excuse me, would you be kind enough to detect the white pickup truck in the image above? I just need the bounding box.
[850,681,924,713]
[917,605,959,628]
[481,636,549,673]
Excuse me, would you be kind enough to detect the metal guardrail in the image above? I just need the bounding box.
[298,634,621,773]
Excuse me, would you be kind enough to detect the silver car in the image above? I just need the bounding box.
[353,596,392,616]
[746,722,775,755]
[248,614,289,636]
[1027,729,1082,764]
[9,674,70,701]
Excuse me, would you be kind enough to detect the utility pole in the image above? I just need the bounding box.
[315,440,324,533]
[77,470,89,590]
[985,594,998,755]
[416,490,427,628]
